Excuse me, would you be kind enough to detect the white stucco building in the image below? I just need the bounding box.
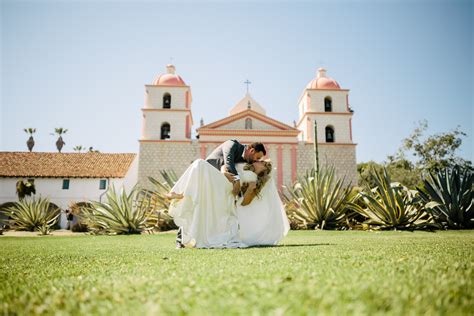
[0,152,138,228]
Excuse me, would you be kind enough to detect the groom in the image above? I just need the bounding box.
[206,140,266,192]
[175,139,266,248]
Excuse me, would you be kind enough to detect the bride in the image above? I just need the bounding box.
[167,159,289,248]
[234,162,290,246]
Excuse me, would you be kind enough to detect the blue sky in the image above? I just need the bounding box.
[1,0,472,163]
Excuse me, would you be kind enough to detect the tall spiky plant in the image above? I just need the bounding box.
[80,186,153,235]
[347,167,431,230]
[4,197,60,232]
[137,170,178,231]
[51,128,68,153]
[417,166,473,229]
[282,167,353,230]
[24,128,36,152]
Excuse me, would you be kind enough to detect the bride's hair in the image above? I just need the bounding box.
[242,160,273,197]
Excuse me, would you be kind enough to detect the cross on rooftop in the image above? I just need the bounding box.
[244,79,251,94]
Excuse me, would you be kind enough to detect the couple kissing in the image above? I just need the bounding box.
[167,139,289,249]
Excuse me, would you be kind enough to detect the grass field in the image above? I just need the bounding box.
[1,230,473,315]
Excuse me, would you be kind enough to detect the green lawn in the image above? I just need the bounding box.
[1,230,473,315]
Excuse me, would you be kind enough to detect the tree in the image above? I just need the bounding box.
[397,120,472,173]
[51,128,68,153]
[23,128,36,152]
[16,179,36,200]
[358,121,471,188]
[357,159,423,189]
[357,161,384,188]
[384,156,423,188]
[73,145,84,153]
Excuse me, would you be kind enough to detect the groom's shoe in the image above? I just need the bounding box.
[176,227,185,249]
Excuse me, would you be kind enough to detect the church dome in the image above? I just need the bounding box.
[153,64,187,86]
[306,68,340,89]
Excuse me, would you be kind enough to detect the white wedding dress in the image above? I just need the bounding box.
[235,163,290,246]
[168,159,290,248]
[168,159,242,248]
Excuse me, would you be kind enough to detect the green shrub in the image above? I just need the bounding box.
[283,167,353,230]
[70,202,91,232]
[81,186,153,235]
[71,222,89,232]
[348,167,433,230]
[3,197,60,232]
[137,170,178,231]
[0,202,16,230]
[418,166,473,229]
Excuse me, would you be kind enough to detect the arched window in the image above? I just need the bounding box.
[163,93,171,109]
[324,96,332,112]
[325,126,335,143]
[245,118,252,129]
[160,123,171,140]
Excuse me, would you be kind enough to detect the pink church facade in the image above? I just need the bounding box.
[138,65,357,190]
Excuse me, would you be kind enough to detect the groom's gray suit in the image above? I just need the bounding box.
[206,139,247,175]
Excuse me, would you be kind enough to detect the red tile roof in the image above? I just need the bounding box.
[0,152,136,178]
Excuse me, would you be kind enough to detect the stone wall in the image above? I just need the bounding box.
[296,143,358,186]
[138,141,358,190]
[138,141,200,189]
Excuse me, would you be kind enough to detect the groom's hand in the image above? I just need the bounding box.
[223,172,235,183]
[232,181,241,197]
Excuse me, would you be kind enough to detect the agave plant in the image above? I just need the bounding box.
[347,167,432,230]
[37,223,52,235]
[136,170,178,231]
[417,166,473,229]
[282,167,353,230]
[4,197,60,232]
[81,186,153,235]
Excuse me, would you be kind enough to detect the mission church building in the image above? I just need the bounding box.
[138,64,357,190]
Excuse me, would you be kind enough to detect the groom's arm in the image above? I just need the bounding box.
[222,141,239,175]
[221,165,241,196]
[221,166,235,182]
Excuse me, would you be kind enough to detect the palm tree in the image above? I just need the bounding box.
[51,128,68,153]
[73,145,84,153]
[23,128,36,152]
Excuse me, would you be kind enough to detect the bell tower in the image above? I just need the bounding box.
[141,64,193,141]
[138,64,196,188]
[296,68,354,144]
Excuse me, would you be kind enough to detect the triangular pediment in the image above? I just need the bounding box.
[197,109,298,132]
